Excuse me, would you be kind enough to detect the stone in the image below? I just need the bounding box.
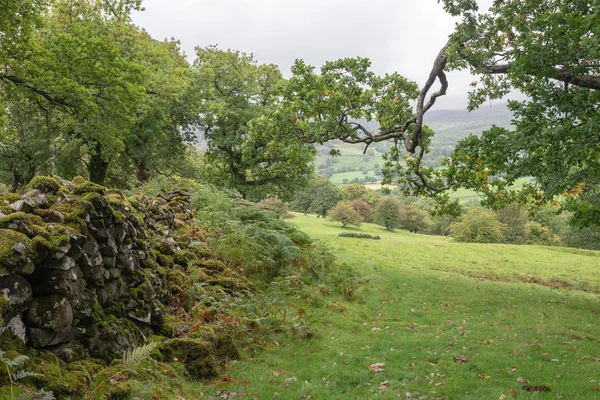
[39,256,77,271]
[160,338,222,379]
[72,290,101,321]
[3,315,27,344]
[102,256,116,268]
[0,274,33,307]
[0,230,36,276]
[21,189,49,209]
[30,268,85,299]
[27,327,56,348]
[117,250,140,274]
[9,200,34,214]
[25,294,73,331]
[48,341,87,363]
[82,319,145,362]
[103,278,127,301]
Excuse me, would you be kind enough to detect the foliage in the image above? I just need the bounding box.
[340,184,380,206]
[193,46,315,200]
[437,0,600,226]
[495,203,528,244]
[257,197,290,219]
[289,175,342,218]
[525,222,563,247]
[373,196,402,231]
[338,233,380,240]
[348,198,374,223]
[0,351,53,400]
[328,202,363,228]
[397,203,430,233]
[449,207,506,243]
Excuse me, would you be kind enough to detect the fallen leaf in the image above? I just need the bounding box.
[507,388,519,396]
[369,363,385,372]
[453,354,468,363]
[499,395,506,400]
[379,380,390,390]
[405,393,412,399]
[477,374,491,380]
[272,370,280,377]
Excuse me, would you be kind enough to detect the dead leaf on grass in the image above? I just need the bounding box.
[453,354,467,363]
[369,362,385,372]
[379,380,390,390]
[522,385,551,392]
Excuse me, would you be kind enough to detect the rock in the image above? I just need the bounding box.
[21,189,49,209]
[39,256,77,271]
[48,340,87,363]
[30,268,85,299]
[25,294,73,331]
[0,230,36,276]
[102,256,116,268]
[48,326,79,346]
[0,274,33,308]
[26,176,60,194]
[155,237,180,255]
[160,338,222,379]
[3,315,27,344]
[27,327,56,348]
[9,200,35,214]
[72,290,101,321]
[82,319,144,362]
[117,250,140,274]
[103,278,127,301]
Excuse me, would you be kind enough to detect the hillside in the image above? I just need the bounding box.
[316,103,513,185]
[203,213,600,399]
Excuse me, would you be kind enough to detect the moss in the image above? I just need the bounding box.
[160,338,222,379]
[199,259,227,272]
[72,176,86,185]
[81,192,108,209]
[21,349,83,397]
[0,326,26,355]
[0,212,45,238]
[111,209,126,224]
[25,176,60,194]
[157,254,174,269]
[0,229,34,273]
[3,193,21,203]
[0,296,10,321]
[173,250,199,267]
[73,181,106,195]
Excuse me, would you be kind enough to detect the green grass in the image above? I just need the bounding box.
[203,214,600,399]
[329,170,377,185]
[450,177,534,202]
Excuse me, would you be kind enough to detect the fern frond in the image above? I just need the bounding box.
[6,355,29,369]
[13,370,43,380]
[122,342,157,368]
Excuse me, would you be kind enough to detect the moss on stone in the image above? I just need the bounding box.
[160,338,222,379]
[0,229,34,274]
[73,181,106,195]
[3,193,21,203]
[25,176,60,194]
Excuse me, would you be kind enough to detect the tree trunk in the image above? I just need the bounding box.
[89,143,109,185]
[135,159,152,182]
[11,168,22,193]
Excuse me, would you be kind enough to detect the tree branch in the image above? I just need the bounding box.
[484,64,600,90]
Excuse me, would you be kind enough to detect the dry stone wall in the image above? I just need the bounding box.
[0,176,203,363]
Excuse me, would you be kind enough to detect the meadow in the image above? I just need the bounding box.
[204,214,600,399]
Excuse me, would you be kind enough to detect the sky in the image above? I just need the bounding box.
[132,0,498,110]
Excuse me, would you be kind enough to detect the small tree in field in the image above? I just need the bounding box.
[328,202,363,228]
[398,204,430,233]
[374,197,402,231]
[349,198,374,222]
[449,207,506,243]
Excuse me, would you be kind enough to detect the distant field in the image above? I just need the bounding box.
[206,215,600,399]
[450,177,534,202]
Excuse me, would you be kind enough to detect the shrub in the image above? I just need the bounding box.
[338,233,380,240]
[349,198,374,222]
[257,197,289,219]
[449,207,507,243]
[328,202,363,228]
[340,184,380,206]
[398,204,430,233]
[374,196,402,231]
[526,221,563,246]
[496,202,528,244]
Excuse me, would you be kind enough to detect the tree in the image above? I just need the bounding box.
[437,0,600,226]
[374,197,402,231]
[257,197,290,219]
[398,204,430,233]
[495,203,528,244]
[449,207,507,244]
[349,198,374,223]
[193,46,315,200]
[290,175,342,217]
[328,202,363,228]
[341,184,380,206]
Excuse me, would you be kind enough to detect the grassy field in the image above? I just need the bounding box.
[204,214,600,399]
[450,177,534,203]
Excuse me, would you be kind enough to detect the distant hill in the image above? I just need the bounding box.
[315,103,514,185]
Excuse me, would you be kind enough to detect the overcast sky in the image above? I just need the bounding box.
[132,0,498,110]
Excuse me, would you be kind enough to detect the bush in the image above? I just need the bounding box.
[496,203,528,244]
[526,221,563,246]
[449,207,507,243]
[328,202,363,228]
[257,197,289,219]
[374,196,402,231]
[338,233,380,240]
[349,198,374,222]
[398,204,430,233]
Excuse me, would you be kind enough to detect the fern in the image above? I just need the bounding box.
[5,354,29,369]
[13,370,43,380]
[122,342,157,368]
